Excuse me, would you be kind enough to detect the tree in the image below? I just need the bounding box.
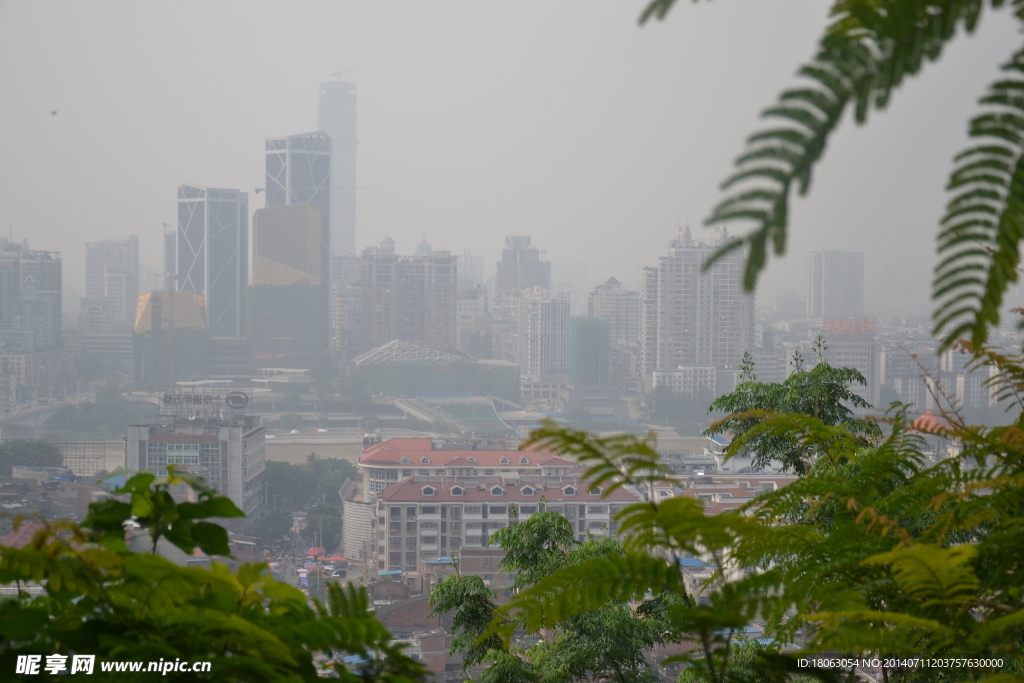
[705,340,881,474]
[491,386,1024,683]
[640,0,1024,350]
[428,508,685,682]
[0,440,62,476]
[0,467,424,681]
[251,509,294,544]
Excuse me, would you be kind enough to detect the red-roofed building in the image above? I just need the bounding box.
[1,523,46,549]
[372,473,642,582]
[359,437,574,501]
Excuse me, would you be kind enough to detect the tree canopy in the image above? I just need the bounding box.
[0,467,424,681]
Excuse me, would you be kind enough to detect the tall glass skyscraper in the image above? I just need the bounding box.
[318,81,357,257]
[176,184,248,338]
[264,131,331,293]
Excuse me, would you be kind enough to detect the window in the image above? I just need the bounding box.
[499,457,510,464]
[587,506,607,514]
[406,537,416,547]
[420,456,431,464]
[521,486,534,495]
[407,506,416,517]
[521,505,538,514]
[406,521,416,533]
[450,507,461,519]
[519,456,529,464]
[451,486,464,495]
[485,469,494,475]
[590,486,603,495]
[467,456,477,462]
[390,507,401,516]
[389,522,401,534]
[421,522,437,529]
[402,470,412,478]
[422,486,436,496]
[484,557,494,567]
[406,552,417,564]
[489,506,506,514]
[421,506,437,514]
[418,469,429,476]
[451,537,461,549]
[464,506,481,515]
[386,470,399,481]
[450,522,461,532]
[400,456,411,464]
[490,486,504,495]
[563,486,577,495]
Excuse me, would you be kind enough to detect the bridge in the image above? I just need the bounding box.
[0,392,96,440]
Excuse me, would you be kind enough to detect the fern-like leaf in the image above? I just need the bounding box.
[936,47,1024,348]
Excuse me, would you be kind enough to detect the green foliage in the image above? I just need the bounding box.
[431,504,686,682]
[304,503,342,551]
[427,574,506,668]
[0,470,425,681]
[706,347,882,473]
[250,510,294,544]
[264,455,356,510]
[0,440,62,476]
[649,384,720,435]
[640,0,1024,348]
[499,388,1024,683]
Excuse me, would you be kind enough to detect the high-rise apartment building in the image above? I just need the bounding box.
[0,240,62,351]
[318,82,356,257]
[266,131,331,287]
[495,236,551,293]
[84,237,139,324]
[588,277,640,347]
[359,238,457,352]
[176,185,248,338]
[640,227,756,382]
[518,288,571,377]
[807,251,864,319]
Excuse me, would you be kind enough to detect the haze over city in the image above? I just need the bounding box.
[1,0,1019,315]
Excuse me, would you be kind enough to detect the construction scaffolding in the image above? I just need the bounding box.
[58,441,124,478]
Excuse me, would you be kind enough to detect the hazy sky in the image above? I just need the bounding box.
[0,1,1019,316]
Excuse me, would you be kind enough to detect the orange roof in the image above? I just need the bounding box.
[911,411,949,434]
[1,523,47,549]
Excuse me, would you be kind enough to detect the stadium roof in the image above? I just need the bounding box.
[353,340,477,367]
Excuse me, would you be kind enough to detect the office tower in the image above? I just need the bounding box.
[495,236,551,293]
[518,288,571,377]
[588,277,640,347]
[250,204,326,369]
[318,81,357,257]
[640,226,756,378]
[176,184,248,338]
[84,237,139,324]
[807,251,865,319]
[265,131,331,298]
[359,238,457,351]
[0,240,62,351]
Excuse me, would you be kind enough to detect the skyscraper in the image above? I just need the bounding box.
[318,81,356,257]
[588,277,640,348]
[518,288,571,377]
[495,236,551,293]
[0,240,62,351]
[249,204,327,369]
[806,251,865,319]
[359,238,457,352]
[176,184,248,338]
[265,131,331,293]
[641,227,756,380]
[84,237,139,324]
